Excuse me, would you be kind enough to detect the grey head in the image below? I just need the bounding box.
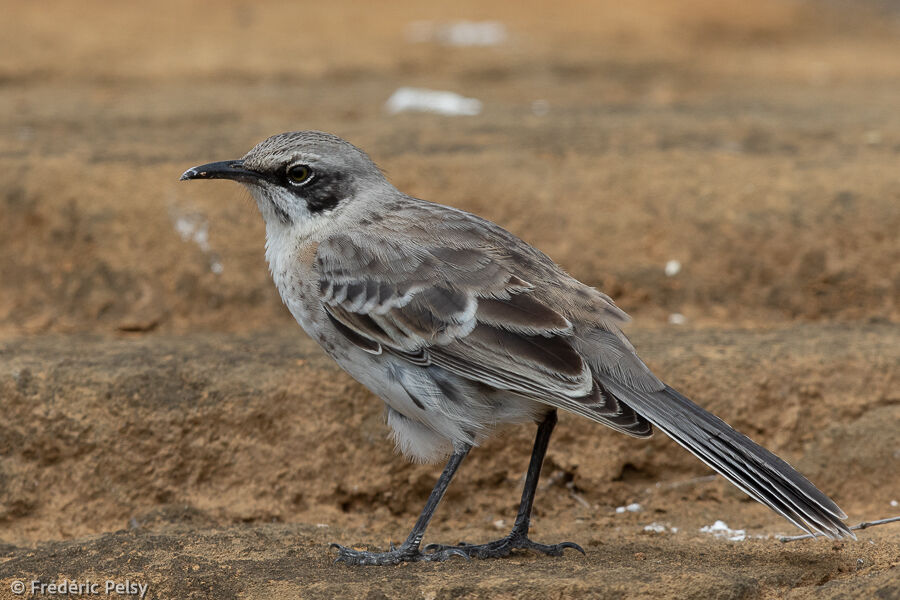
[181,131,389,226]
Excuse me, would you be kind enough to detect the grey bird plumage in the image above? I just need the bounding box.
[181,131,853,565]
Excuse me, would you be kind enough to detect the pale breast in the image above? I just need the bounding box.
[266,226,320,332]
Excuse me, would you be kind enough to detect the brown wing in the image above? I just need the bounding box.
[315,231,652,437]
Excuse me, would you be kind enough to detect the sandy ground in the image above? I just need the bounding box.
[1,0,899,598]
[1,329,898,599]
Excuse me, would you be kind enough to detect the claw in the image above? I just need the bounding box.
[559,541,586,555]
[445,548,470,561]
[422,543,469,560]
[331,543,351,565]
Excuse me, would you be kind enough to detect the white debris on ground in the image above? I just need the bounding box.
[891,499,898,507]
[406,20,507,46]
[664,259,682,276]
[492,519,506,530]
[385,87,482,116]
[173,213,209,252]
[615,503,642,514]
[664,261,685,324]
[864,130,882,145]
[643,522,678,534]
[531,99,550,116]
[700,520,746,541]
[169,206,223,274]
[668,313,687,325]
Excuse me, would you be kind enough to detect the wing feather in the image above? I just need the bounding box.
[315,232,652,437]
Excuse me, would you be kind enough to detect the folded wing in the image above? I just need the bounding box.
[315,232,652,437]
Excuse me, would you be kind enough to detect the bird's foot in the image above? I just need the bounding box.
[424,532,584,559]
[331,541,469,566]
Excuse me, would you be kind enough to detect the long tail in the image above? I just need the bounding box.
[598,379,854,539]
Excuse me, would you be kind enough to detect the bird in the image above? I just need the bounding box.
[181,131,853,565]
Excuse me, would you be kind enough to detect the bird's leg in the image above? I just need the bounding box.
[425,410,584,559]
[331,445,472,565]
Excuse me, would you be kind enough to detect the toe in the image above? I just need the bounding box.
[521,539,585,557]
[426,547,470,562]
[423,543,447,553]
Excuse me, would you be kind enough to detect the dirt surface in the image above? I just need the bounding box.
[1,328,898,599]
[1,0,899,599]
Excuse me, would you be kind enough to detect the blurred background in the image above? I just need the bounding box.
[2,0,898,335]
[1,1,898,597]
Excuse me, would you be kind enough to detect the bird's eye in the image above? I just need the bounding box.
[286,164,314,186]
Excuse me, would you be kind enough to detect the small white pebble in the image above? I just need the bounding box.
[406,20,507,47]
[664,259,682,277]
[316,523,329,528]
[493,519,506,530]
[864,130,882,145]
[668,313,687,325]
[700,520,746,542]
[891,499,898,507]
[616,503,642,514]
[531,100,550,116]
[385,87,482,116]
[643,522,667,533]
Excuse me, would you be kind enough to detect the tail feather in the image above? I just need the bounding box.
[599,380,854,539]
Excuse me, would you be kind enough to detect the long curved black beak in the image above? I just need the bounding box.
[180,160,261,182]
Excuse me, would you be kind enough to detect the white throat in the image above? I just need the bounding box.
[257,202,332,280]
[263,218,297,280]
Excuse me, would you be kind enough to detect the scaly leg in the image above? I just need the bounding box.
[332,445,472,565]
[425,410,584,559]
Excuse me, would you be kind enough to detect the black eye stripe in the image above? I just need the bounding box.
[257,164,354,215]
[305,170,354,214]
